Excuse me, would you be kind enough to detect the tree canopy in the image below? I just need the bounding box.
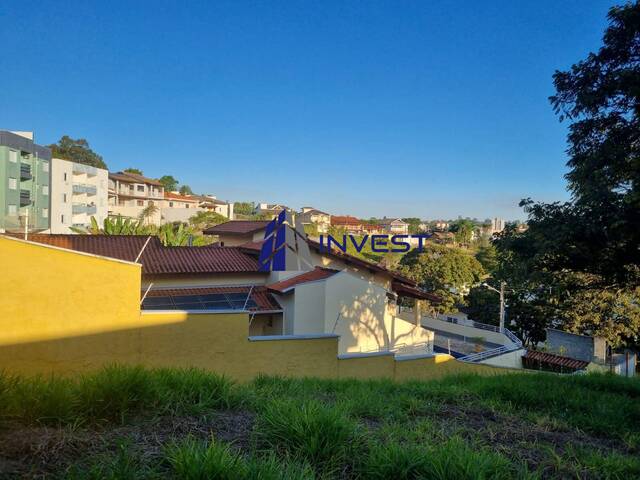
[124,168,143,175]
[179,185,193,195]
[158,175,178,191]
[48,136,107,169]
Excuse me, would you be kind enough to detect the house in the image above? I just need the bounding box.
[255,203,291,219]
[203,220,272,246]
[160,191,201,224]
[0,131,51,233]
[22,222,439,356]
[108,171,164,223]
[379,218,409,235]
[50,158,108,233]
[362,223,385,235]
[194,195,234,219]
[298,207,331,234]
[330,215,363,234]
[433,221,449,231]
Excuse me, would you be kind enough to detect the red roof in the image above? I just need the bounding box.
[331,215,362,226]
[164,192,199,203]
[21,234,261,276]
[523,350,590,370]
[204,220,271,235]
[145,285,280,311]
[391,281,442,303]
[267,267,339,293]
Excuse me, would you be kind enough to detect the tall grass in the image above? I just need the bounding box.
[0,364,237,426]
[253,398,360,475]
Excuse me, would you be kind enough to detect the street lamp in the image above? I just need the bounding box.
[482,281,506,332]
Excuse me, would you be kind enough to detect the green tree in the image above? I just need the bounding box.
[475,244,498,274]
[138,204,159,225]
[449,219,475,246]
[399,245,485,313]
[463,286,500,326]
[158,175,178,191]
[48,136,107,169]
[189,211,227,230]
[124,168,143,175]
[233,202,255,217]
[402,217,423,234]
[179,185,193,195]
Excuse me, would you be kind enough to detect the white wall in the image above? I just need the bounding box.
[50,158,108,233]
[479,348,525,369]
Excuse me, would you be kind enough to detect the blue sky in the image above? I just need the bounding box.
[1,1,615,220]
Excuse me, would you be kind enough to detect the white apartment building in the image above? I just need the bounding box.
[50,158,108,233]
[491,217,505,234]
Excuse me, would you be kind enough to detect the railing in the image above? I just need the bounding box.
[86,205,97,215]
[72,163,98,176]
[72,184,97,195]
[72,204,87,214]
[458,344,519,363]
[20,163,32,180]
[440,315,501,333]
[503,328,523,346]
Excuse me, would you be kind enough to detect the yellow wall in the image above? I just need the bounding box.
[0,236,513,382]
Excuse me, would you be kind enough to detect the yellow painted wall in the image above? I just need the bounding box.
[0,236,514,382]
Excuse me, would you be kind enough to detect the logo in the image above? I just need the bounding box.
[318,234,432,253]
[259,210,314,272]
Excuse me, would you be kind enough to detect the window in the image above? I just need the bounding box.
[9,150,17,163]
[42,185,49,195]
[63,173,67,181]
[137,185,145,192]
[63,193,67,203]
[8,177,17,190]
[43,162,49,172]
[8,204,17,215]
[61,215,65,224]
[42,208,48,218]
[186,204,190,209]
[169,202,174,207]
[137,200,144,206]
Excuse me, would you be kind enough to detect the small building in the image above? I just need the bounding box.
[255,203,291,219]
[298,207,331,234]
[330,215,363,234]
[379,218,409,235]
[203,220,272,246]
[0,131,51,233]
[50,158,108,233]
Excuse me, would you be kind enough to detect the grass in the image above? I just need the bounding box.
[1,365,639,479]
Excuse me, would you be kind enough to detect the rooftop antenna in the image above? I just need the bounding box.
[134,235,153,263]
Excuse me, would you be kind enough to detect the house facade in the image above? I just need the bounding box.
[50,158,108,233]
[330,215,363,234]
[0,131,51,233]
[380,217,409,235]
[255,203,290,219]
[108,172,164,224]
[298,207,331,234]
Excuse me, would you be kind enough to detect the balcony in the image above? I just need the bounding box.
[72,184,97,195]
[72,163,98,176]
[86,205,97,215]
[20,189,31,207]
[20,163,32,181]
[72,204,87,214]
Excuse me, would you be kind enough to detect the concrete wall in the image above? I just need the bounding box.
[546,329,606,363]
[479,348,525,369]
[0,236,510,382]
[422,316,512,346]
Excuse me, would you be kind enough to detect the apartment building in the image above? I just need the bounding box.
[108,171,164,223]
[50,158,108,233]
[0,131,51,233]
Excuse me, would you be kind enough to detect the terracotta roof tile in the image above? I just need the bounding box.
[204,220,271,235]
[267,267,339,293]
[20,234,261,276]
[523,350,590,370]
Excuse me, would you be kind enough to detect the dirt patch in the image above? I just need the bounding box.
[0,410,255,478]
[434,404,632,470]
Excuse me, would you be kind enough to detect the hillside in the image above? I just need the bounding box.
[0,366,638,479]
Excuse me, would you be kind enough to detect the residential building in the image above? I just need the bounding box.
[204,220,272,246]
[192,194,234,219]
[380,217,409,235]
[108,171,164,224]
[160,191,200,224]
[255,203,291,219]
[362,223,385,234]
[491,217,505,234]
[0,131,51,233]
[50,158,108,233]
[330,215,363,234]
[298,207,331,234]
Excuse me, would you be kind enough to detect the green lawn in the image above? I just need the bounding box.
[1,365,639,479]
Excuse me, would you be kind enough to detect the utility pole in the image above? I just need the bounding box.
[499,281,505,333]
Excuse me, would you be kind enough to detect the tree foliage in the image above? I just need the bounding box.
[48,136,107,169]
[179,185,193,195]
[399,245,485,313]
[188,211,227,230]
[449,219,475,245]
[159,175,178,191]
[124,168,143,175]
[234,202,255,217]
